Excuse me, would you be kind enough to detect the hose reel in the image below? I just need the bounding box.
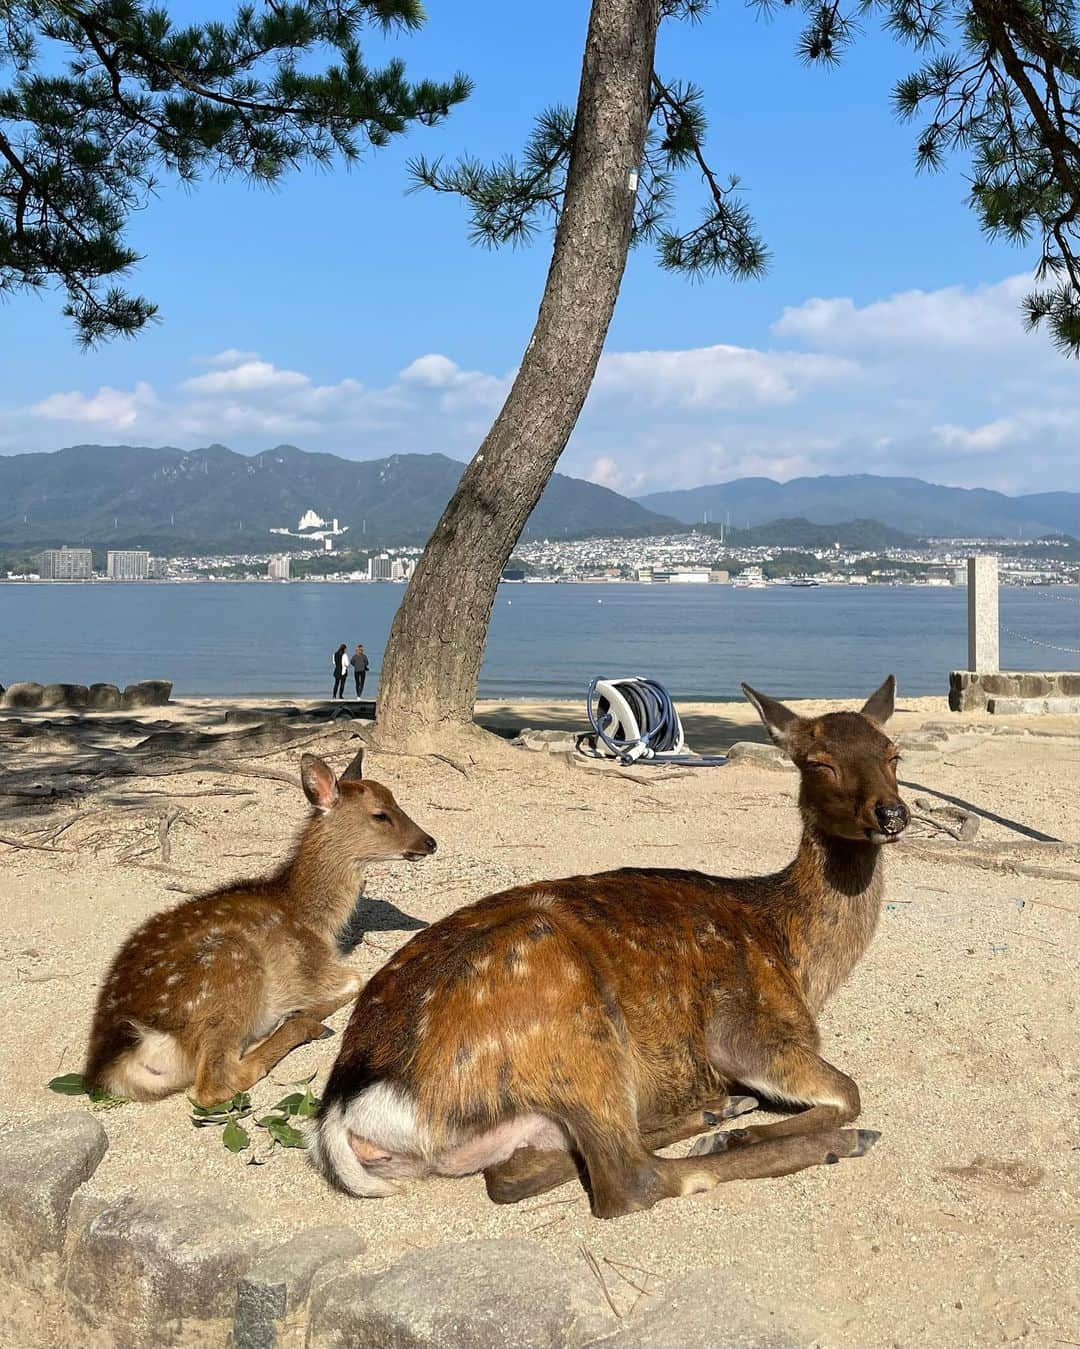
[582,677,727,767]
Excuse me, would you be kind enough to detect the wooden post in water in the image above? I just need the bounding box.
[967,554,999,673]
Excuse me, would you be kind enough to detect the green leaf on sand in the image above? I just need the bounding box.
[48,1073,88,1095]
[258,1115,307,1149]
[222,1119,251,1153]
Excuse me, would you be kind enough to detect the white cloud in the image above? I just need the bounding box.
[29,381,159,429]
[772,275,1035,355]
[181,360,309,396]
[12,274,1078,495]
[593,345,856,410]
[196,348,261,368]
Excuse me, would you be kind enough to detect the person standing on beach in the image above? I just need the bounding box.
[332,644,349,699]
[351,644,370,699]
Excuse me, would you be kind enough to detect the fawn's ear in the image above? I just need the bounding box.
[860,675,896,726]
[742,683,801,748]
[339,747,365,782]
[301,754,340,812]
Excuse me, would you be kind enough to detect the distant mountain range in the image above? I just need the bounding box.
[638,474,1079,539]
[0,444,673,553]
[0,446,1074,556]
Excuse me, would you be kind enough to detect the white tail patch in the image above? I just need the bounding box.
[309,1084,423,1198]
[103,1024,191,1101]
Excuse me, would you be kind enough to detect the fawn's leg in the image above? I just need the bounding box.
[193,1015,331,1107]
[301,969,363,1023]
[484,1095,758,1205]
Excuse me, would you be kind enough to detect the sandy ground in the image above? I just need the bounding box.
[1,693,1077,1348]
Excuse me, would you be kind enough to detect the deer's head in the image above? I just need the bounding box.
[300,750,437,863]
[742,677,909,845]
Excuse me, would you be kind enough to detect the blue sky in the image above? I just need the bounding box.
[2,0,1076,494]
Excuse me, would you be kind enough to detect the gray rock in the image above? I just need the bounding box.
[307,1239,613,1348]
[67,1190,262,1323]
[0,1112,108,1259]
[121,679,173,708]
[726,740,793,769]
[987,695,1080,715]
[236,1225,364,1327]
[87,682,123,710]
[0,681,44,709]
[39,682,90,709]
[607,1269,799,1349]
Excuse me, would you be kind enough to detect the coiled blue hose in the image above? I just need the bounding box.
[584,676,728,767]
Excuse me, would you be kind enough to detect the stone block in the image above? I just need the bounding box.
[39,683,90,709]
[725,741,792,770]
[67,1190,262,1324]
[987,696,1080,716]
[606,1269,799,1349]
[235,1226,365,1349]
[307,1239,613,1348]
[0,681,44,709]
[87,682,123,710]
[121,679,173,708]
[949,670,1080,713]
[0,1112,108,1259]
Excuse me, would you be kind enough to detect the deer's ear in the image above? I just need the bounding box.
[861,675,896,725]
[742,683,801,748]
[301,754,340,812]
[339,747,365,782]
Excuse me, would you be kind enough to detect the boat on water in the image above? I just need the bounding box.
[732,565,767,589]
[789,575,821,587]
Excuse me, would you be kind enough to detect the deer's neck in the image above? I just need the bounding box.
[276,818,363,938]
[776,828,885,1012]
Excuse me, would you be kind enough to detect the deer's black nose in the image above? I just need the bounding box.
[423,835,437,854]
[874,802,909,834]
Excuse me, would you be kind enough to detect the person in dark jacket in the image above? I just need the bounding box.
[332,643,349,699]
[351,643,370,698]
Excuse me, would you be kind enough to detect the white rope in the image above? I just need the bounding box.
[1022,585,1080,604]
[1001,625,1080,656]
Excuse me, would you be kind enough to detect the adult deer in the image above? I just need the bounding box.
[312,680,908,1219]
[85,750,435,1106]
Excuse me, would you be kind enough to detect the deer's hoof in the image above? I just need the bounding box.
[722,1094,759,1119]
[688,1131,730,1157]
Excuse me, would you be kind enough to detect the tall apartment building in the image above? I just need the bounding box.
[368,553,393,581]
[39,547,93,580]
[107,550,150,581]
[268,555,291,581]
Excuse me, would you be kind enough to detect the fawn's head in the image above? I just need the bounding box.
[742,676,909,845]
[300,751,437,863]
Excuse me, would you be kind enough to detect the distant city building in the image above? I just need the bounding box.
[268,555,291,581]
[269,507,348,550]
[39,547,92,580]
[368,553,393,581]
[669,568,711,584]
[391,557,416,582]
[107,549,150,581]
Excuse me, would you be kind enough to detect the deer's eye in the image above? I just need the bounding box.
[371,811,390,823]
[806,760,837,778]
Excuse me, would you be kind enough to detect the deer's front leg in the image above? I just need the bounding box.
[484,1094,758,1205]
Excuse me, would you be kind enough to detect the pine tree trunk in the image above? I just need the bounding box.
[375,0,659,750]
